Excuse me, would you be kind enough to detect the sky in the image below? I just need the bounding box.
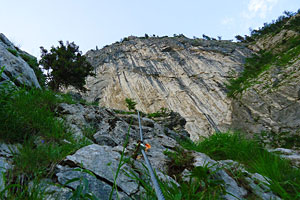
[1,0,300,58]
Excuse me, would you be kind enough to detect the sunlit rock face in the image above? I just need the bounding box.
[84,36,251,140]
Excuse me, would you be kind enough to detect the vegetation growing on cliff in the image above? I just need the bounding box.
[227,10,300,97]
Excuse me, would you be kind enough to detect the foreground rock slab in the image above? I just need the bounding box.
[64,144,139,196]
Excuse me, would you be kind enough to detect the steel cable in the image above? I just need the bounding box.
[137,111,165,200]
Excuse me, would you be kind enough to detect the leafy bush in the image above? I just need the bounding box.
[164,147,194,180]
[131,158,225,200]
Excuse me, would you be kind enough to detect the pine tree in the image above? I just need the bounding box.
[39,41,95,92]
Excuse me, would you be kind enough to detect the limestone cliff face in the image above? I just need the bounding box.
[84,36,251,140]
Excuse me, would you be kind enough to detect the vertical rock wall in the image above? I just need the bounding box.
[84,36,251,140]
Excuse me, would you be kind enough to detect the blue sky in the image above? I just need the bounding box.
[1,0,299,58]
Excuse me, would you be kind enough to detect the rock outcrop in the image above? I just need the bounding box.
[232,59,300,136]
[40,103,280,199]
[232,15,300,139]
[83,36,252,140]
[0,33,40,88]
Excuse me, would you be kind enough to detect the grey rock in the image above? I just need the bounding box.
[94,135,118,147]
[232,59,300,137]
[268,148,300,167]
[192,152,247,200]
[56,165,129,200]
[219,160,281,200]
[0,33,40,88]
[0,157,12,192]
[65,144,139,195]
[0,143,20,158]
[0,143,19,192]
[33,179,72,200]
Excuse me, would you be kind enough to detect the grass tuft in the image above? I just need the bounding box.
[181,132,300,199]
[0,76,91,197]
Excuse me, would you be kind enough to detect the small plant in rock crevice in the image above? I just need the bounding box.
[163,147,194,181]
[147,107,170,119]
[125,98,137,111]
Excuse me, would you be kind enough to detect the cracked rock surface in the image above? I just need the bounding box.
[51,103,283,199]
[80,36,252,140]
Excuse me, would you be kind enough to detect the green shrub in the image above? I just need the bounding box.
[113,109,136,115]
[163,147,194,180]
[247,10,300,40]
[0,88,71,142]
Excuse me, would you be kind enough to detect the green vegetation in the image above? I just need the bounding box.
[226,34,300,97]
[63,168,99,200]
[258,131,300,149]
[7,48,18,56]
[0,178,47,200]
[39,41,95,91]
[181,132,300,199]
[125,98,137,111]
[163,147,194,180]
[82,126,97,141]
[235,10,300,42]
[227,10,300,97]
[131,156,225,200]
[250,10,300,39]
[147,107,169,118]
[0,69,91,198]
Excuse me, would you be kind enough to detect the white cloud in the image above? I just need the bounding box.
[243,0,278,19]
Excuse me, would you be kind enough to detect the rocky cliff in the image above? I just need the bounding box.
[0,33,40,88]
[232,13,300,141]
[83,36,252,140]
